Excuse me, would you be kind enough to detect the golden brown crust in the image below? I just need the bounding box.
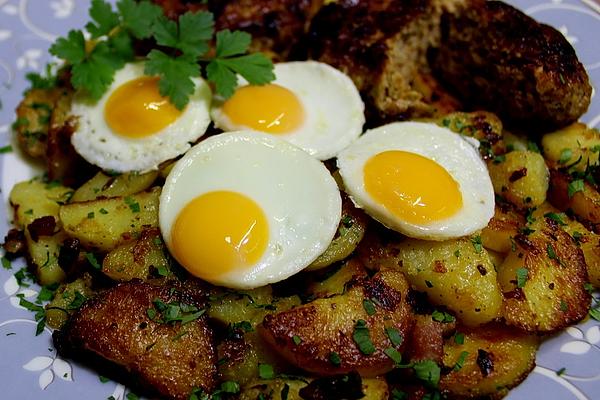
[259,269,414,377]
[53,280,217,400]
[433,0,592,132]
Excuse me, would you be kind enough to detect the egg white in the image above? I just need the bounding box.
[337,121,495,240]
[211,61,365,160]
[71,63,212,173]
[160,130,342,289]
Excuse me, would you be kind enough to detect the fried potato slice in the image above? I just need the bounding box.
[259,269,413,377]
[439,323,539,399]
[71,171,159,202]
[498,216,591,333]
[60,187,160,251]
[53,280,217,400]
[532,203,600,288]
[547,168,600,226]
[487,150,549,209]
[307,258,369,298]
[359,233,502,326]
[481,205,525,254]
[102,228,171,281]
[542,122,600,172]
[9,178,74,284]
[239,376,389,400]
[45,274,94,330]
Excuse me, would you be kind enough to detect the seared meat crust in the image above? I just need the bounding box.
[433,0,591,132]
[308,0,463,121]
[53,280,217,400]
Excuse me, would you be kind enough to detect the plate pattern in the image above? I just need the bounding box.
[0,0,599,399]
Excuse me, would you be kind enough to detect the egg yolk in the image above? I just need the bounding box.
[104,76,182,138]
[222,84,305,134]
[364,151,463,223]
[170,190,269,279]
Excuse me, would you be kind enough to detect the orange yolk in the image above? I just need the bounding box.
[104,76,182,138]
[171,191,269,279]
[364,151,463,224]
[222,84,305,134]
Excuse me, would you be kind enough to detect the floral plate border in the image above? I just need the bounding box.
[0,0,599,399]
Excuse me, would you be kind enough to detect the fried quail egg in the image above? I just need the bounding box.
[159,130,341,289]
[71,63,212,172]
[211,61,365,160]
[337,121,494,240]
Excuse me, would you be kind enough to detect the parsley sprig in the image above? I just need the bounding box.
[49,0,275,109]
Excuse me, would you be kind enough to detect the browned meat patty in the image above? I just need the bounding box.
[432,0,592,132]
[308,0,465,122]
[53,280,217,400]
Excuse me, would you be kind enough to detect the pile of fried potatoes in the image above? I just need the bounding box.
[6,103,599,399]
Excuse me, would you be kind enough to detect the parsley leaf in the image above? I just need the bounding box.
[353,319,375,355]
[258,363,274,379]
[363,299,377,316]
[145,50,200,110]
[384,347,402,365]
[49,30,86,64]
[470,235,483,254]
[215,29,251,58]
[432,310,455,323]
[413,360,441,388]
[117,0,163,39]
[385,327,403,347]
[558,148,573,165]
[516,268,529,288]
[568,179,585,198]
[86,0,120,38]
[329,351,341,366]
[453,351,469,372]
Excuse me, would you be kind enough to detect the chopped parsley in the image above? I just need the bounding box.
[413,360,441,388]
[470,235,483,253]
[432,310,455,323]
[516,268,529,288]
[544,212,567,226]
[453,351,469,371]
[0,145,12,154]
[454,332,465,345]
[85,252,102,270]
[558,148,573,164]
[384,347,402,365]
[385,327,403,347]
[258,363,274,379]
[146,297,205,325]
[568,179,584,198]
[362,299,377,316]
[292,335,302,345]
[1,256,11,270]
[124,196,140,213]
[353,319,376,355]
[329,351,341,366]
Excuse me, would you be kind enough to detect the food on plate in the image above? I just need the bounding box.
[2,0,599,399]
[337,122,494,240]
[159,131,341,288]
[53,280,216,400]
[432,0,592,131]
[71,63,212,172]
[211,61,365,160]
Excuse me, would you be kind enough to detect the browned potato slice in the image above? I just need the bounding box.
[239,376,389,400]
[53,280,217,400]
[439,323,539,399]
[481,206,524,253]
[498,216,591,333]
[45,274,94,330]
[307,258,368,298]
[533,203,600,288]
[259,269,413,377]
[434,111,505,158]
[360,235,502,326]
[9,179,74,284]
[71,170,159,202]
[60,187,160,251]
[548,169,600,225]
[487,150,549,208]
[102,228,170,281]
[307,198,368,271]
[542,122,600,171]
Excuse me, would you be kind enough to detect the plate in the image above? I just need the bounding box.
[0,0,599,399]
